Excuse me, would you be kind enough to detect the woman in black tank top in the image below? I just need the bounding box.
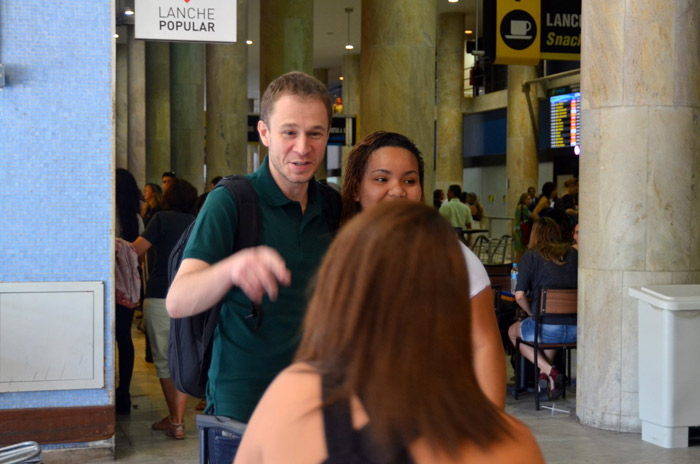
[234,202,544,464]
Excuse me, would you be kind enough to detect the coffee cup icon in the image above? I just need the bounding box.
[508,20,532,39]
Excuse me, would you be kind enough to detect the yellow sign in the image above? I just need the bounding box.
[495,0,540,65]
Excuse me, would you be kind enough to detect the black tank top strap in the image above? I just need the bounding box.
[321,373,413,464]
[321,374,358,462]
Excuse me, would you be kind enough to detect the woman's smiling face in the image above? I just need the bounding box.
[355,146,423,210]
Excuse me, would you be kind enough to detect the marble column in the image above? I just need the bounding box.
[341,54,360,179]
[127,26,146,187]
[342,54,360,117]
[578,0,700,431]
[116,43,128,170]
[505,65,538,215]
[360,0,436,199]
[206,0,249,178]
[436,13,465,192]
[313,68,328,86]
[313,66,329,180]
[145,42,171,185]
[259,0,313,94]
[171,43,206,193]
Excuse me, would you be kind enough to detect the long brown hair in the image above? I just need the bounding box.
[297,201,507,455]
[529,216,570,264]
[340,131,425,225]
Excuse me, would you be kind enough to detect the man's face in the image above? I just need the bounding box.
[162,176,174,192]
[257,94,329,195]
[528,187,536,197]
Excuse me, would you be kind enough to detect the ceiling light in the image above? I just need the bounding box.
[448,0,459,3]
[113,34,119,38]
[345,7,354,52]
[465,30,473,35]
[246,40,253,45]
[124,9,134,16]
[339,76,344,81]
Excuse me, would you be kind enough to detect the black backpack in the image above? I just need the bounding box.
[167,175,341,399]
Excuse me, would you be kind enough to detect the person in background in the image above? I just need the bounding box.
[162,171,176,192]
[466,192,485,226]
[557,177,579,222]
[115,168,144,415]
[432,189,444,209]
[339,131,505,408]
[540,207,573,245]
[235,202,544,464]
[139,182,163,364]
[196,192,209,215]
[439,184,473,231]
[531,182,557,221]
[209,176,223,192]
[572,221,579,251]
[132,178,199,439]
[527,186,538,211]
[141,183,163,227]
[513,192,532,262]
[508,217,578,400]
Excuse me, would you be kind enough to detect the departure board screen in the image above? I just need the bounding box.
[550,92,580,149]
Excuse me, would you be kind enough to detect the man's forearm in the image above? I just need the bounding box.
[166,247,291,319]
[166,258,233,318]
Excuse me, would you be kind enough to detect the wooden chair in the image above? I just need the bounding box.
[514,288,577,410]
[485,263,517,354]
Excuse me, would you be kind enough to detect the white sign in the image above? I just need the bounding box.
[135,0,237,43]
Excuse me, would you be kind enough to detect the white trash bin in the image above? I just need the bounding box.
[629,284,700,448]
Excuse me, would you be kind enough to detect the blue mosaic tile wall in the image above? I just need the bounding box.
[0,0,114,417]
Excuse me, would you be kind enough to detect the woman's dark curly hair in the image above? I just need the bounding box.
[340,131,425,225]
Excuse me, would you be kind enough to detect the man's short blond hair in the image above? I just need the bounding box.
[260,72,332,128]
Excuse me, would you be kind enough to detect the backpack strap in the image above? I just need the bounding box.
[212,175,264,329]
[214,175,262,252]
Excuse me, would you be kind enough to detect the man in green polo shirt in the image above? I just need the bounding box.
[440,184,473,229]
[440,184,473,246]
[166,72,337,462]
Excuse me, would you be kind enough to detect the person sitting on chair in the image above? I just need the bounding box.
[507,217,578,400]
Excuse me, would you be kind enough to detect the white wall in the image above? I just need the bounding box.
[464,160,555,237]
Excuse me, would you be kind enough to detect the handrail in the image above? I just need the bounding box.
[0,441,42,464]
[522,69,580,89]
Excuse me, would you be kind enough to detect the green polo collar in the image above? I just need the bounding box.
[253,156,323,212]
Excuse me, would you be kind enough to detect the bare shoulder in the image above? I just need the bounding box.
[253,363,322,418]
[235,363,326,464]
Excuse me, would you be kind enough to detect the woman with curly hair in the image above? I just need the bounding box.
[337,131,505,409]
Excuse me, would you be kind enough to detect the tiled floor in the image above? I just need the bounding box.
[105,320,700,463]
